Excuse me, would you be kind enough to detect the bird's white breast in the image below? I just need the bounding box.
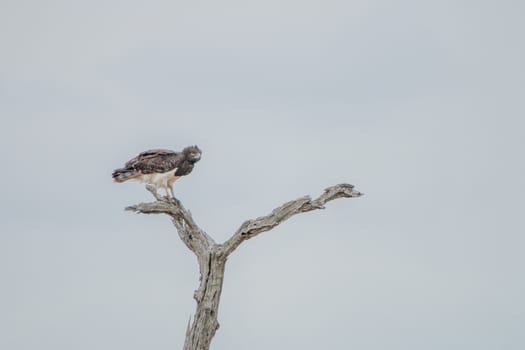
[139,169,180,189]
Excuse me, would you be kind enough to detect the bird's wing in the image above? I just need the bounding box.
[125,149,182,174]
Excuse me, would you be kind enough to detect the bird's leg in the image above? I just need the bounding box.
[162,186,177,203]
[163,187,173,202]
[146,184,163,201]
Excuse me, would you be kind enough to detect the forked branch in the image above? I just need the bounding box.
[124,182,362,350]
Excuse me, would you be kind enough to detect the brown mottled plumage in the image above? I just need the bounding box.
[112,145,201,200]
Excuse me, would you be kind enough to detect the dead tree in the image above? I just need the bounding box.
[125,183,363,350]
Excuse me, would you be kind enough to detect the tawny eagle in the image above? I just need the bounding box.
[112,145,201,200]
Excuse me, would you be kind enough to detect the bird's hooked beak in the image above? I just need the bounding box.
[191,152,201,162]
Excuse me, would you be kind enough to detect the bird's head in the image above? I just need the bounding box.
[184,145,202,163]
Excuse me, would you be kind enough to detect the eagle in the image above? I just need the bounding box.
[112,145,202,200]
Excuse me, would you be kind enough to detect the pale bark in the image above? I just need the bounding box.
[125,183,363,350]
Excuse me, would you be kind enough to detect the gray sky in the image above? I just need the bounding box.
[1,0,524,349]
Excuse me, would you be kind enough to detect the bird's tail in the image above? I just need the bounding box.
[112,167,139,183]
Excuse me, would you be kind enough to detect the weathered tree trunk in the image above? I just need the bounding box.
[125,183,362,350]
[184,248,226,350]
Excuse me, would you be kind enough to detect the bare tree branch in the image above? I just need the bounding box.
[123,182,362,350]
[126,198,215,257]
[221,183,363,256]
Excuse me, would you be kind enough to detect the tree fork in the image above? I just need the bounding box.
[125,183,363,350]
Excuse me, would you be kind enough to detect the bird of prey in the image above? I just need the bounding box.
[112,145,201,200]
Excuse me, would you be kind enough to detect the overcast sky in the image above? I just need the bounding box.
[1,1,524,349]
